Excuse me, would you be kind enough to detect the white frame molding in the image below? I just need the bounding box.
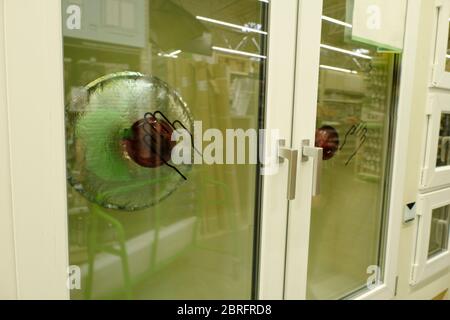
[421,92,450,190]
[257,0,301,300]
[411,188,450,285]
[431,0,450,89]
[2,0,69,299]
[284,0,323,300]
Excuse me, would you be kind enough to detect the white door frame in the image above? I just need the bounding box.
[2,0,297,299]
[283,0,323,300]
[257,0,302,300]
[2,0,69,299]
[284,0,421,300]
[0,0,18,300]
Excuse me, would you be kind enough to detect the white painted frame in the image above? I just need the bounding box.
[284,0,323,300]
[421,92,450,190]
[2,0,297,299]
[431,0,450,89]
[284,0,421,300]
[0,0,18,300]
[257,0,301,300]
[2,0,70,299]
[411,188,450,285]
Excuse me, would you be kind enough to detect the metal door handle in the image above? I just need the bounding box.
[302,140,323,197]
[278,140,299,201]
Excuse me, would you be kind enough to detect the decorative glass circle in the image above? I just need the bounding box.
[66,72,194,211]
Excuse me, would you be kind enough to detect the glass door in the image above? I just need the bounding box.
[60,0,297,300]
[285,0,408,300]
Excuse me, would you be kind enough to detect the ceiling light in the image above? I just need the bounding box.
[320,64,358,74]
[158,50,181,59]
[320,44,372,60]
[212,46,267,59]
[322,15,353,28]
[196,16,267,35]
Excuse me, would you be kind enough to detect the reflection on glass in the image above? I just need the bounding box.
[436,113,450,167]
[307,0,400,299]
[446,22,450,72]
[428,206,450,259]
[62,0,268,300]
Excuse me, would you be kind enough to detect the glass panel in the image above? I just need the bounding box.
[307,0,401,300]
[446,21,450,72]
[436,113,450,167]
[62,0,268,300]
[428,205,450,259]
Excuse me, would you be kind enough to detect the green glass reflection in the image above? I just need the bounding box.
[62,0,267,300]
[428,206,450,259]
[446,23,450,72]
[307,0,400,300]
[436,113,450,167]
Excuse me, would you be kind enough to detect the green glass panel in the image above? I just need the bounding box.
[307,0,400,300]
[62,0,268,300]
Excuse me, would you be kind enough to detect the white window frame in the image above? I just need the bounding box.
[431,0,450,89]
[421,92,450,190]
[411,188,450,285]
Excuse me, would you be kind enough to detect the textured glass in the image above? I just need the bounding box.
[67,73,193,210]
[436,113,450,167]
[428,206,450,259]
[307,0,400,299]
[62,0,267,300]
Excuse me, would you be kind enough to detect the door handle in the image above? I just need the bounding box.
[302,140,323,197]
[278,140,299,201]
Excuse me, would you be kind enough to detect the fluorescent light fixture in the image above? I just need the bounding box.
[320,64,357,74]
[169,50,182,56]
[356,48,370,55]
[259,0,269,3]
[158,50,181,58]
[322,15,353,28]
[212,46,267,59]
[196,16,267,35]
[446,54,450,59]
[320,44,372,60]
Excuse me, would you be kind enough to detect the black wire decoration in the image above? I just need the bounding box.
[340,122,368,166]
[141,110,202,181]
